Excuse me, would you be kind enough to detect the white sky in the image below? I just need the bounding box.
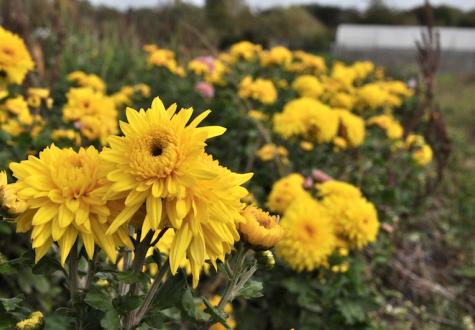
[89,0,475,11]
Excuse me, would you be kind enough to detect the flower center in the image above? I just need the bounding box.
[150,142,163,157]
[128,128,179,180]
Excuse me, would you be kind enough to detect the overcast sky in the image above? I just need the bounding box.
[89,0,475,11]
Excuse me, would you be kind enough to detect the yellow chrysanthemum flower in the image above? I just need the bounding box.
[165,155,252,287]
[289,51,326,74]
[15,311,44,330]
[247,109,268,121]
[238,76,277,105]
[0,171,27,214]
[101,97,226,234]
[67,71,106,93]
[334,109,365,148]
[367,114,403,140]
[239,205,283,249]
[316,180,362,200]
[324,196,379,249]
[292,75,323,99]
[255,143,288,162]
[267,173,308,213]
[357,83,391,110]
[0,26,34,84]
[27,88,51,109]
[229,41,262,61]
[9,145,132,264]
[260,46,293,68]
[3,96,33,125]
[412,144,433,166]
[144,46,185,77]
[63,87,117,143]
[276,197,336,271]
[273,97,339,144]
[51,129,82,146]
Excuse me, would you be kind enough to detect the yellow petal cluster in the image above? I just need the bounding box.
[63,87,117,143]
[255,143,288,162]
[9,145,132,264]
[67,71,106,93]
[273,97,339,144]
[318,180,379,249]
[367,114,403,140]
[260,46,293,68]
[144,45,185,77]
[229,41,262,61]
[276,196,336,271]
[292,75,324,99]
[239,205,284,249]
[334,109,366,148]
[238,76,277,104]
[288,51,326,74]
[0,26,34,85]
[266,173,308,213]
[102,97,251,287]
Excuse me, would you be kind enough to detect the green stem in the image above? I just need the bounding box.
[217,248,255,312]
[129,259,171,329]
[68,242,82,330]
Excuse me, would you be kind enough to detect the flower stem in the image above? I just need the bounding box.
[217,248,256,312]
[68,242,82,330]
[130,259,170,328]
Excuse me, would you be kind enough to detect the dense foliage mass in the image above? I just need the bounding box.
[0,25,452,330]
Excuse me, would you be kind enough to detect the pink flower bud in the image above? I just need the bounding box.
[311,169,333,182]
[194,81,215,99]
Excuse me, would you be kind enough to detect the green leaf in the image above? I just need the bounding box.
[336,299,365,324]
[114,294,143,313]
[44,313,75,330]
[0,296,22,312]
[84,287,112,312]
[236,280,263,299]
[32,255,63,276]
[0,261,17,275]
[100,310,121,330]
[152,272,187,311]
[115,270,148,284]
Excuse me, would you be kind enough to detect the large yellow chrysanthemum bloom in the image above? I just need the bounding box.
[67,71,106,93]
[0,26,34,85]
[63,87,117,143]
[9,145,132,264]
[165,155,251,287]
[239,205,284,249]
[273,98,339,144]
[102,97,227,234]
[267,173,308,213]
[292,75,324,99]
[334,109,366,148]
[276,197,336,271]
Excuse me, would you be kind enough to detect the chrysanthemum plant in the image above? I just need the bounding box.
[1,97,281,330]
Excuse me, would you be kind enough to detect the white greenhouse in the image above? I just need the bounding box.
[333,24,475,72]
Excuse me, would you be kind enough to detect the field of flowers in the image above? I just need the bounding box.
[0,22,473,330]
